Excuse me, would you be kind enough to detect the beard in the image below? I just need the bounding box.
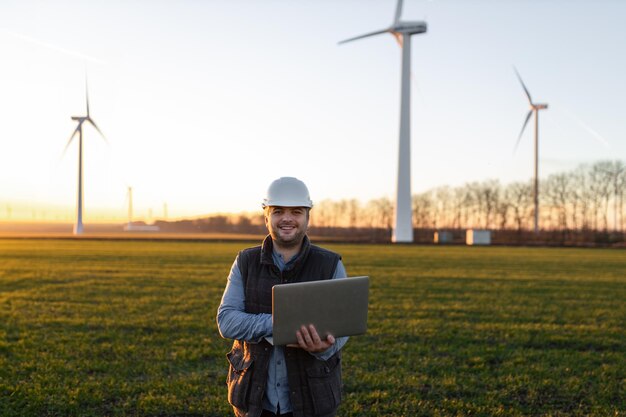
[269,223,307,249]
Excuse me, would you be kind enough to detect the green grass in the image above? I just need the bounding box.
[1,239,624,416]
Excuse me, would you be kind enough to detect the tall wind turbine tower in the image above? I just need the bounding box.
[513,68,548,235]
[339,0,426,243]
[63,78,107,235]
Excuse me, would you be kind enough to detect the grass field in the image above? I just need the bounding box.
[1,238,624,416]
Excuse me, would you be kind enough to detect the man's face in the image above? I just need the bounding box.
[265,206,309,248]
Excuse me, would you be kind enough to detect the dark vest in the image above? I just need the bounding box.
[226,235,343,417]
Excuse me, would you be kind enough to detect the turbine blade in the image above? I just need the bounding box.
[393,0,404,24]
[513,66,533,104]
[514,110,533,154]
[61,124,81,158]
[87,118,109,145]
[338,29,389,45]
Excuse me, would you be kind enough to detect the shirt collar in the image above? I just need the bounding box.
[260,234,311,273]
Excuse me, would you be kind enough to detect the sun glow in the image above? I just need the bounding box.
[0,1,624,230]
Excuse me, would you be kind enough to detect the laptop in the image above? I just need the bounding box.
[271,276,369,346]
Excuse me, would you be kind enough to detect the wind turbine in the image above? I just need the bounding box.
[513,68,548,235]
[62,78,107,235]
[339,0,426,243]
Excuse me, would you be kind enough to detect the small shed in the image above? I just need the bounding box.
[434,230,454,244]
[466,229,491,245]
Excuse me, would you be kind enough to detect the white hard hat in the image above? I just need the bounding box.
[262,177,313,208]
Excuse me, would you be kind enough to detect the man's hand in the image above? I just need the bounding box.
[292,324,335,353]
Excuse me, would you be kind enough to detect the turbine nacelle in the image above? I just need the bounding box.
[533,103,548,110]
[391,21,427,35]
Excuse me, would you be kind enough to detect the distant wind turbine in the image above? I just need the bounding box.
[339,0,427,243]
[62,78,108,235]
[513,67,548,235]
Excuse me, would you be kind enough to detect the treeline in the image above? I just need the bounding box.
[311,160,625,232]
[154,160,625,244]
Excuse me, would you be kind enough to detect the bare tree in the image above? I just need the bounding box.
[544,173,572,230]
[482,180,501,229]
[367,197,393,230]
[597,160,626,232]
[570,166,592,230]
[433,186,452,228]
[310,199,333,228]
[347,199,360,229]
[451,187,468,229]
[496,188,512,230]
[463,182,480,228]
[618,164,626,232]
[507,181,533,231]
[589,162,613,231]
[412,192,434,229]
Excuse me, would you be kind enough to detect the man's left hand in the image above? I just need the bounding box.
[294,324,335,353]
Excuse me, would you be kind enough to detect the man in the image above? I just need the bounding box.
[217,177,348,417]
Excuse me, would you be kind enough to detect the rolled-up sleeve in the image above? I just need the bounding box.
[216,256,272,343]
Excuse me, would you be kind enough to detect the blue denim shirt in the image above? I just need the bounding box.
[216,246,348,414]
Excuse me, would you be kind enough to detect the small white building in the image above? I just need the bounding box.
[466,229,491,245]
[124,223,160,232]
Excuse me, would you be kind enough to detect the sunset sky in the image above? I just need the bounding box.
[1,0,624,223]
